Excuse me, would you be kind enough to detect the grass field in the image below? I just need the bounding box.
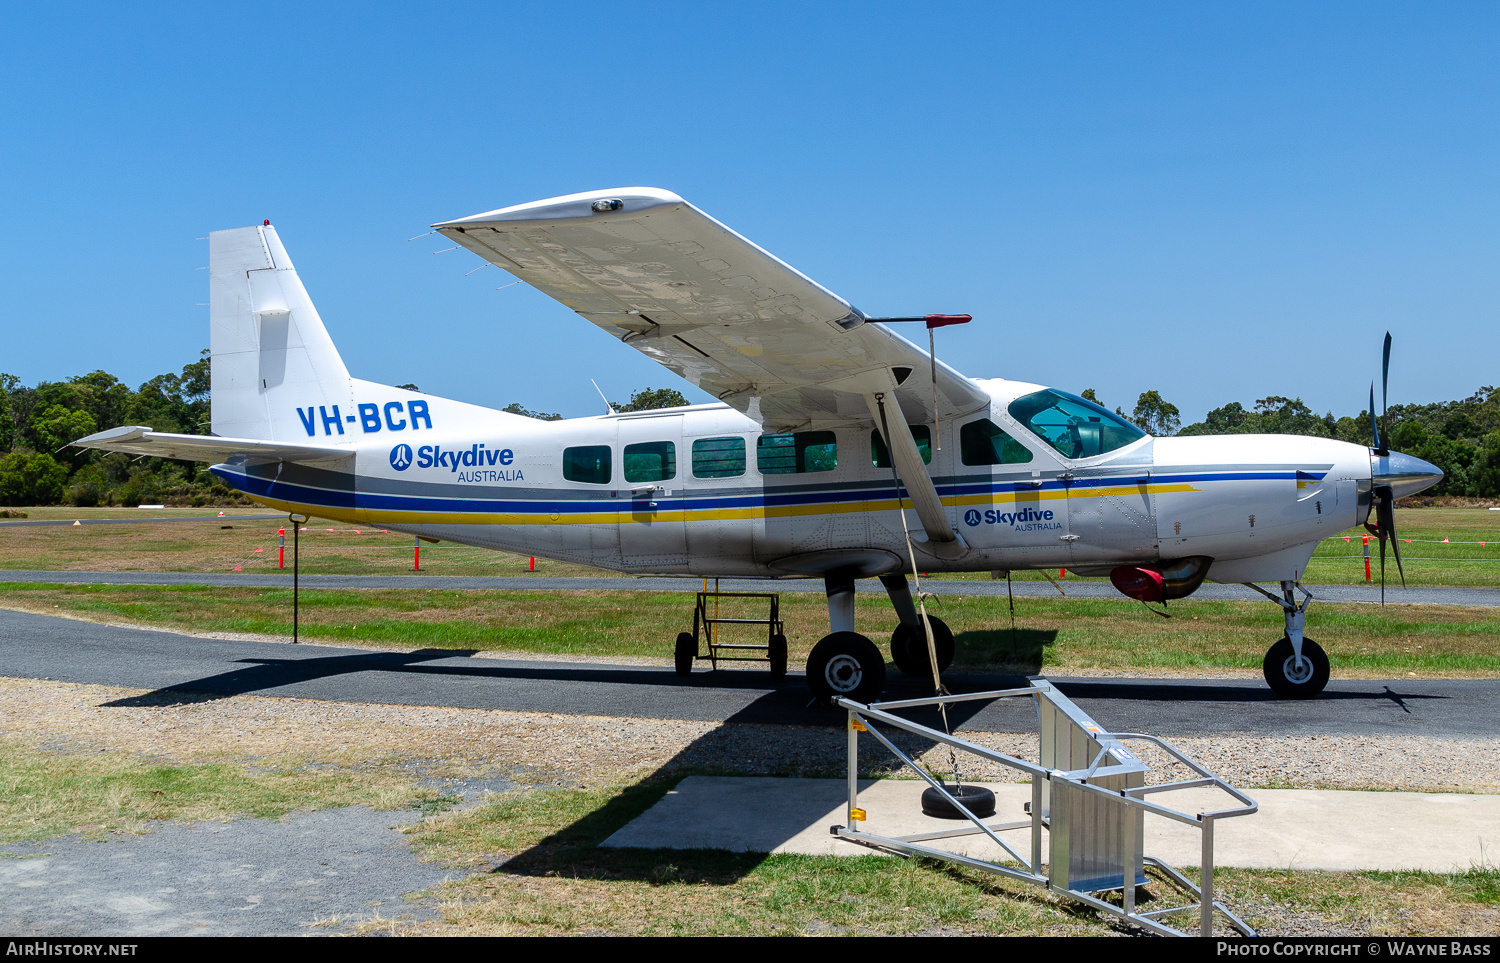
[2,506,1499,587]
[4,581,1497,677]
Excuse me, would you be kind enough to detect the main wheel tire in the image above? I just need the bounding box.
[768,633,788,680]
[920,783,997,820]
[805,631,886,705]
[1262,636,1330,698]
[674,631,696,677]
[890,616,955,677]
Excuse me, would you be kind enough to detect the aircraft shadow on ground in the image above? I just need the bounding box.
[1050,679,1451,708]
[493,683,1003,886]
[99,647,800,708]
[952,627,1058,676]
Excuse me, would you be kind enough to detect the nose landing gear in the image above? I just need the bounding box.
[1246,580,1329,698]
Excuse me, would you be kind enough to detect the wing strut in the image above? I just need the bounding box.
[865,387,966,560]
[866,314,972,450]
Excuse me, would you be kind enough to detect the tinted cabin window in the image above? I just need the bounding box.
[757,431,837,474]
[871,425,932,467]
[1007,389,1145,459]
[960,419,1033,466]
[623,441,676,483]
[692,436,746,478]
[562,445,611,484]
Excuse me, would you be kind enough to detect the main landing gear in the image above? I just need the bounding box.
[1246,580,1330,698]
[804,572,954,704]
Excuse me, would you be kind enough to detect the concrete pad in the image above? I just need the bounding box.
[602,777,1500,873]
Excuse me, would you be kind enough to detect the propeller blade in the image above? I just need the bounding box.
[1379,493,1406,590]
[1373,483,1406,603]
[1369,382,1379,450]
[1379,332,1392,453]
[1379,530,1387,606]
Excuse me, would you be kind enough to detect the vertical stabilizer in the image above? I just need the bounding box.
[209,225,353,440]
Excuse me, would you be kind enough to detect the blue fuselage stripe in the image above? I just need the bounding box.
[212,466,1319,518]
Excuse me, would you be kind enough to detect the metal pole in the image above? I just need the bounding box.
[1201,815,1215,936]
[1031,778,1044,877]
[847,712,860,826]
[288,513,306,645]
[1122,792,1137,918]
[293,519,299,644]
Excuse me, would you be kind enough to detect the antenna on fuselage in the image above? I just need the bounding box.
[591,379,617,415]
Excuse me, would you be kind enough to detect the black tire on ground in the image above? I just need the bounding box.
[1262,636,1330,698]
[805,631,886,705]
[768,633,788,679]
[674,631,696,677]
[889,616,955,677]
[920,783,997,820]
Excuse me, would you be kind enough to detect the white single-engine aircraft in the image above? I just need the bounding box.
[76,188,1443,702]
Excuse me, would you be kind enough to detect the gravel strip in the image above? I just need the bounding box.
[1,676,1495,794]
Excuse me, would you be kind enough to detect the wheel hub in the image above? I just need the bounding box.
[1281,654,1314,685]
[824,653,863,692]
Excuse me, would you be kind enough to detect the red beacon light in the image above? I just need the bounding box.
[1110,557,1214,604]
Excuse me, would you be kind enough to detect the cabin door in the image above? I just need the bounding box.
[617,415,689,570]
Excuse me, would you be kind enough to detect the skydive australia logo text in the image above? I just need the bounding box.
[390,443,523,483]
[964,507,1062,532]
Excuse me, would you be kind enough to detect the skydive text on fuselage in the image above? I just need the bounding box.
[975,507,1062,531]
[419,444,514,471]
[295,400,433,437]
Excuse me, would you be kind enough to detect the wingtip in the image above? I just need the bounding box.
[433,188,684,229]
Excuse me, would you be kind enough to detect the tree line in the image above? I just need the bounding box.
[2,350,1495,506]
[1095,386,1500,497]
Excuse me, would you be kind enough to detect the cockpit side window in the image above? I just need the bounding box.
[959,419,1033,466]
[1006,389,1146,459]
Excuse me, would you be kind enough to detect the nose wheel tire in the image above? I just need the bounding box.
[806,632,885,705]
[674,631,696,677]
[890,616,955,677]
[1263,636,1329,698]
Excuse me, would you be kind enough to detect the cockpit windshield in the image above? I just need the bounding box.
[1006,388,1147,459]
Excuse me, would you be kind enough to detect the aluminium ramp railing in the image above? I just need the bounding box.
[832,679,1258,937]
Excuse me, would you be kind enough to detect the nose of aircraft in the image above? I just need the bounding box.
[1371,450,1444,499]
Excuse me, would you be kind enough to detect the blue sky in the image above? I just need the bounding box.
[2,2,1496,423]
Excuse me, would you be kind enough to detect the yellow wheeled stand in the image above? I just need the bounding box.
[675,583,787,679]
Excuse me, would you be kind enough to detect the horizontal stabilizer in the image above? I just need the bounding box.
[71,426,353,464]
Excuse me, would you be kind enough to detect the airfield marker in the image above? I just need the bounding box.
[1363,535,1372,582]
[529,556,535,571]
[414,536,420,571]
[278,528,285,569]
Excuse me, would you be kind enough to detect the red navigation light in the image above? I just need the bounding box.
[263,219,270,226]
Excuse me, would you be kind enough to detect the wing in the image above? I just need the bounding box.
[433,188,991,433]
[72,426,352,464]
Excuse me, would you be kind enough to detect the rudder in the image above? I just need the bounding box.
[209,224,353,440]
